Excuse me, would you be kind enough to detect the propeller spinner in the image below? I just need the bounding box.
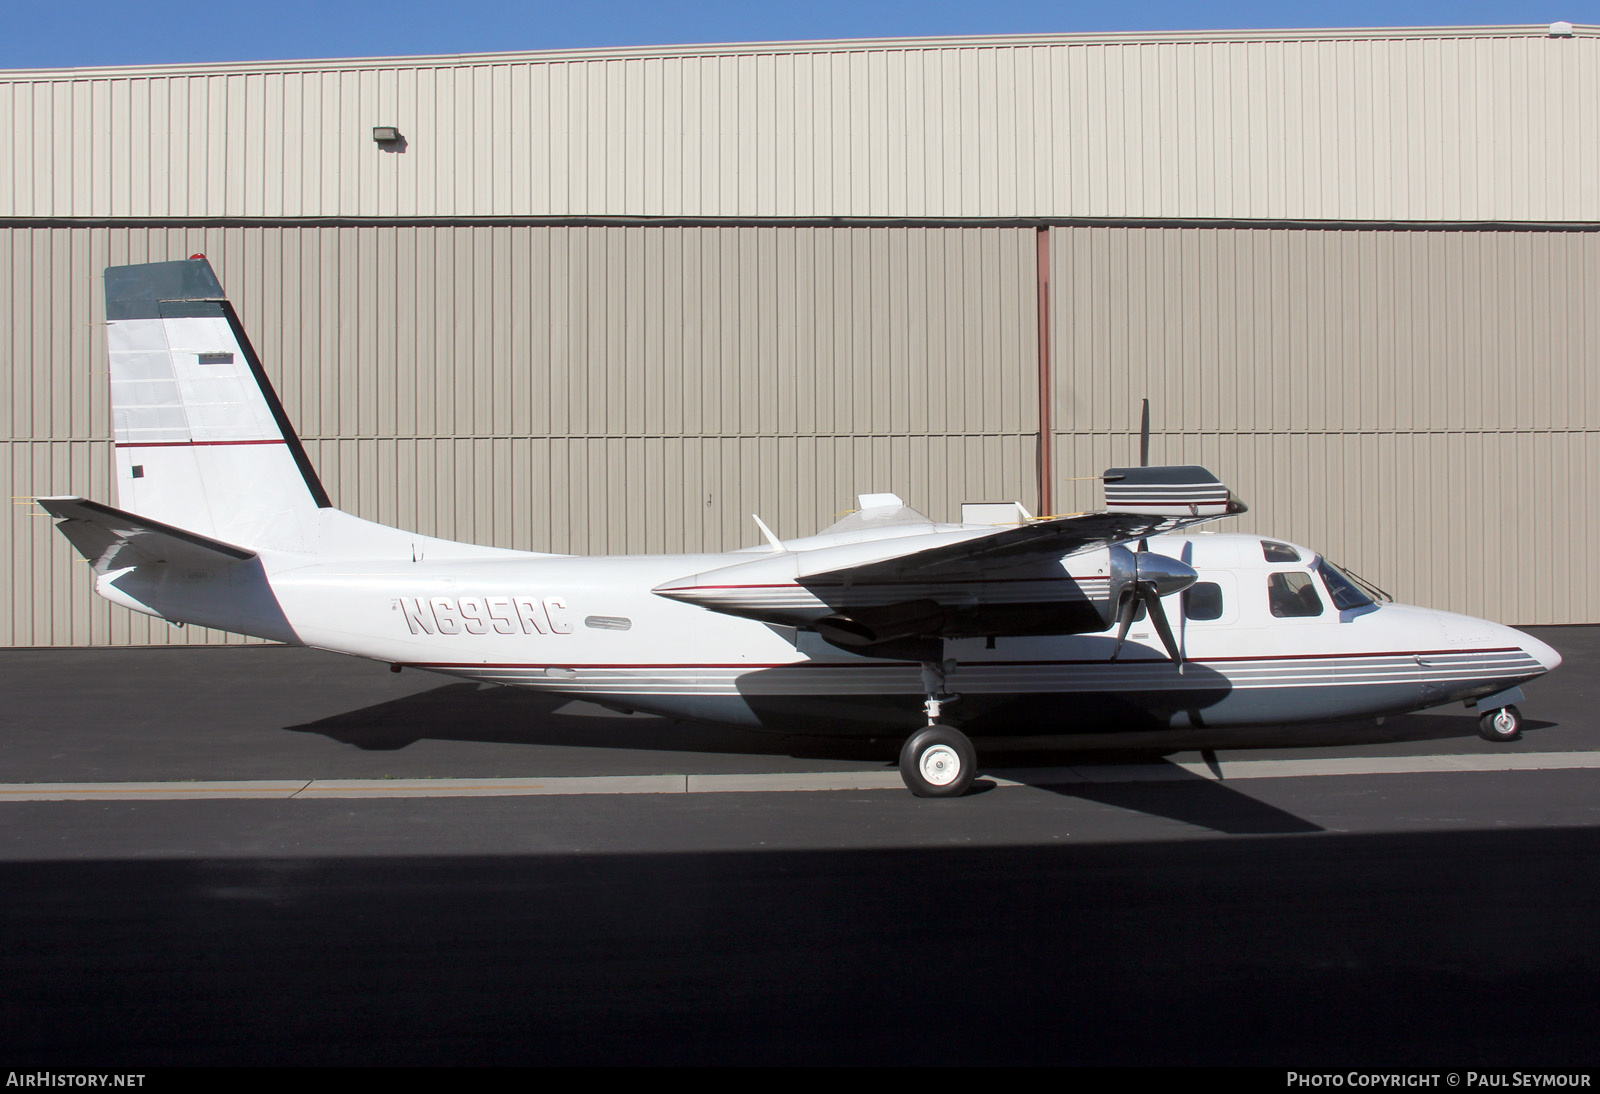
[1108,543,1196,667]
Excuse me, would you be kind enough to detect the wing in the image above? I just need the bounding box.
[812,511,1167,584]
[807,465,1242,583]
[654,465,1244,645]
[37,496,255,573]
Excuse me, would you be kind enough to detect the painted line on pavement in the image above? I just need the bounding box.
[0,751,1597,801]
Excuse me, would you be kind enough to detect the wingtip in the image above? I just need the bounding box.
[33,495,86,517]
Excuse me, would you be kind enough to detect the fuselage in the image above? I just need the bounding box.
[242,531,1560,737]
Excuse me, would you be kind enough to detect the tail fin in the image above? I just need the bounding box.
[105,257,329,551]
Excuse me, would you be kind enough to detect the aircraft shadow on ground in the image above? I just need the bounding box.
[285,678,1535,761]
[284,681,895,760]
[979,773,1326,834]
[280,680,1553,837]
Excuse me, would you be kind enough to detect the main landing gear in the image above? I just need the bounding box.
[899,660,977,798]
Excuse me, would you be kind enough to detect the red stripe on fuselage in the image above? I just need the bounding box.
[400,648,1526,671]
[680,576,1110,590]
[116,439,287,449]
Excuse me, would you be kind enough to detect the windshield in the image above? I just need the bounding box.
[1316,559,1376,611]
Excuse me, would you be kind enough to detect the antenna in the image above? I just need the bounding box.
[752,514,785,553]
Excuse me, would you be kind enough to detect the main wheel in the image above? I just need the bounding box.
[1478,704,1523,743]
[899,724,976,798]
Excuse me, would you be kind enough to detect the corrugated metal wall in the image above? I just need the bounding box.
[1049,225,1600,623]
[4,27,1598,644]
[3,26,1596,221]
[2,224,1039,646]
[10,221,1592,644]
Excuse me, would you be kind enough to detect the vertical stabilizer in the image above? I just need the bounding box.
[105,257,330,551]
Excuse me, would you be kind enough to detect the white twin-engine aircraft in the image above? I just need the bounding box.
[39,258,1561,797]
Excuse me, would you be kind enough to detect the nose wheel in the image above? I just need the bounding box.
[899,724,977,798]
[1477,704,1523,743]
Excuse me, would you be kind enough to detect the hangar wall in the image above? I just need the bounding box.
[2,224,1040,646]
[1047,225,1600,625]
[3,25,1597,644]
[7,220,1594,644]
[4,26,1597,220]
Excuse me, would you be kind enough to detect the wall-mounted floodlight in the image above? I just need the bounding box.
[372,126,402,144]
[1550,21,1574,36]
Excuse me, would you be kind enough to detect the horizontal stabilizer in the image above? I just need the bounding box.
[37,496,255,572]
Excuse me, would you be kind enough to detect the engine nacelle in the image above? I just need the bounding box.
[814,599,950,648]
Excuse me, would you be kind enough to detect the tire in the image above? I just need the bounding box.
[1478,704,1523,743]
[899,724,977,798]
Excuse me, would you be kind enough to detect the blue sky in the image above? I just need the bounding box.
[2,1,1592,70]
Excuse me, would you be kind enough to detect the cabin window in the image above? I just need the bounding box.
[1261,540,1301,563]
[1184,582,1224,621]
[1267,572,1324,618]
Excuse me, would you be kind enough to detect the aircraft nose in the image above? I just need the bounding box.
[1435,610,1563,675]
[1515,628,1563,673]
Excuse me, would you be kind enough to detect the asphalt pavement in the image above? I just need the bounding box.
[1,627,1597,1066]
[1,625,1593,783]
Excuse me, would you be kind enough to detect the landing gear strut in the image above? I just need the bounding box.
[919,659,960,727]
[898,660,976,798]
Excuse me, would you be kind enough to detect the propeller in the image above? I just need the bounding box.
[1137,398,1152,553]
[1139,397,1150,468]
[1108,543,1195,668]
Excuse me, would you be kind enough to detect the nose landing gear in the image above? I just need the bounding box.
[1477,704,1523,743]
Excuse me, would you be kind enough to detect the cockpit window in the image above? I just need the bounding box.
[1317,560,1376,611]
[1267,572,1324,618]
[1262,540,1301,563]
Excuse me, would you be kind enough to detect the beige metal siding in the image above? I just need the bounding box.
[7,220,1598,641]
[1049,224,1600,624]
[6,27,1600,644]
[2,224,1038,646]
[4,27,1597,221]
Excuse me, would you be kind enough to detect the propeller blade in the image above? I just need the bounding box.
[1141,584,1185,669]
[1139,398,1150,467]
[1137,400,1151,551]
[1110,592,1139,660]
